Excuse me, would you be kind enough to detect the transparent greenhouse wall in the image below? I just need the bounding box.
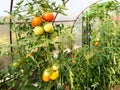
[0,24,11,69]
[72,14,82,47]
[0,25,9,44]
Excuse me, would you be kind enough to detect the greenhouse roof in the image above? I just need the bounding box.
[1,0,120,21]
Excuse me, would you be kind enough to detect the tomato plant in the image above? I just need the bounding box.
[0,0,74,90]
[1,0,120,90]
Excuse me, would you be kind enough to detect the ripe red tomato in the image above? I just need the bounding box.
[32,16,42,27]
[43,12,54,22]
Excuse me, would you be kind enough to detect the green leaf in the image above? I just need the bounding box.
[59,10,67,16]
[16,0,24,5]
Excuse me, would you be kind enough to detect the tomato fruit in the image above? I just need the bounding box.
[50,70,59,80]
[33,26,44,36]
[32,16,42,27]
[52,64,59,70]
[42,73,50,82]
[43,23,54,33]
[50,32,58,38]
[43,12,54,22]
[7,14,12,19]
[12,62,20,68]
[42,69,51,82]
[52,36,62,42]
[18,59,24,64]
[94,41,99,47]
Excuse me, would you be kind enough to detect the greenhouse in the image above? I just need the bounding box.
[0,0,120,90]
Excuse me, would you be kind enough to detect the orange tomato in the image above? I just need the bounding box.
[42,69,51,82]
[43,12,54,22]
[50,70,59,80]
[94,41,99,47]
[32,16,42,27]
[42,73,50,82]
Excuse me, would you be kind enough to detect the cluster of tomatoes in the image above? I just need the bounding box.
[32,12,60,82]
[42,64,59,82]
[32,12,55,36]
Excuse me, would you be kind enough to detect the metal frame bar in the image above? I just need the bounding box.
[9,0,14,52]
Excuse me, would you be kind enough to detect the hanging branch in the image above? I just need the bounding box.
[52,0,69,24]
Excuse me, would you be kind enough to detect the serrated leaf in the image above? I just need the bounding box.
[16,0,24,5]
[59,10,67,16]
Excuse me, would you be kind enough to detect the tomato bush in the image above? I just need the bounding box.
[0,0,120,90]
[0,0,74,90]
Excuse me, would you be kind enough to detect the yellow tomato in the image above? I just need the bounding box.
[50,70,59,80]
[12,62,20,68]
[52,64,59,71]
[7,14,12,19]
[33,26,44,36]
[43,23,54,33]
